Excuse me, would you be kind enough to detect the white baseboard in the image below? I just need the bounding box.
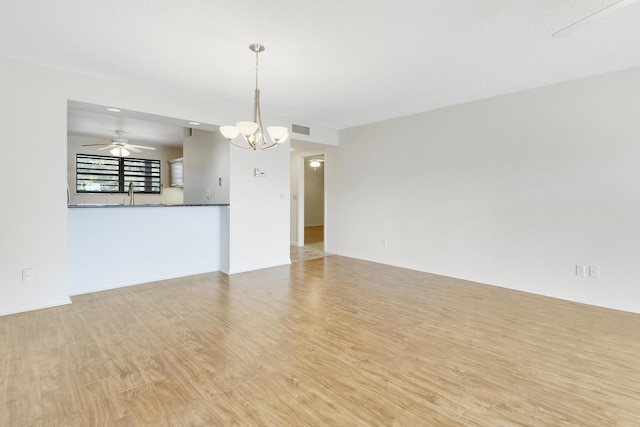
[0,298,72,317]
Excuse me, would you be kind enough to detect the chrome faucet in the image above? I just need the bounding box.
[128,182,135,205]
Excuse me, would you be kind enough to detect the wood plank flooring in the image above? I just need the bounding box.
[2,256,640,425]
[304,225,324,244]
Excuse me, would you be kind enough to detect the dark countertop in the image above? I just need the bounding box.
[68,203,229,208]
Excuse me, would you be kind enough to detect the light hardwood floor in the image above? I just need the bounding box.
[304,226,324,244]
[2,256,640,425]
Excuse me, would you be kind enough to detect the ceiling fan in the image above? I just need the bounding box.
[82,130,156,157]
[552,0,639,37]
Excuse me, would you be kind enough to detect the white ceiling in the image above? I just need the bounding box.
[2,0,640,131]
[67,101,216,147]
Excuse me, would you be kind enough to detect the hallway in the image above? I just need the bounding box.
[290,226,332,262]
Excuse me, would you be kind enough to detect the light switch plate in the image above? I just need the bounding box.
[22,268,35,283]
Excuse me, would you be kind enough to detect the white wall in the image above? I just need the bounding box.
[290,154,300,245]
[68,206,221,294]
[210,130,231,205]
[183,128,230,204]
[0,60,72,315]
[329,67,640,314]
[226,142,292,273]
[0,56,338,316]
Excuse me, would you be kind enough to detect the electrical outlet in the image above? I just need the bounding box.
[205,189,212,199]
[576,265,587,277]
[589,266,600,278]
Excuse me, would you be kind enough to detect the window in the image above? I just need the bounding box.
[76,154,161,194]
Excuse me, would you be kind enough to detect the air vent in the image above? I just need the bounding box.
[292,124,310,135]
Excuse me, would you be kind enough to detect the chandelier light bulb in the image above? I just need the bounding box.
[236,121,259,137]
[219,126,240,141]
[267,126,289,144]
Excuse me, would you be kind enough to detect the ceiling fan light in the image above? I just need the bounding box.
[110,147,130,157]
[267,126,289,144]
[219,125,240,141]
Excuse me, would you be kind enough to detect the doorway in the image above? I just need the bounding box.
[290,149,331,262]
[302,154,324,249]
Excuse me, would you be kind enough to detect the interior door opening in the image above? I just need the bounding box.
[290,148,330,262]
[303,154,324,246]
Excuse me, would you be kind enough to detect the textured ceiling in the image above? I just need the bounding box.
[2,0,640,130]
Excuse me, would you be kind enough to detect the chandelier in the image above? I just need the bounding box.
[219,44,289,150]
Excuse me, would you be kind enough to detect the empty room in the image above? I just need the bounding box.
[2,1,640,425]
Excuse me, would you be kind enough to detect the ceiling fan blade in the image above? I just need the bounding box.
[81,143,111,147]
[552,0,639,37]
[126,146,143,153]
[128,144,156,150]
[96,145,114,151]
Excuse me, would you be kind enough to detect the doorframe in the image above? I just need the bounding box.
[295,150,326,248]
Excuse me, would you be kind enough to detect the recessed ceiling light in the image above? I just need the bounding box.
[188,121,201,126]
[106,107,121,113]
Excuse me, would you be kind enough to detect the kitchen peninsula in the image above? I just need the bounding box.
[67,203,228,295]
[68,203,228,207]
